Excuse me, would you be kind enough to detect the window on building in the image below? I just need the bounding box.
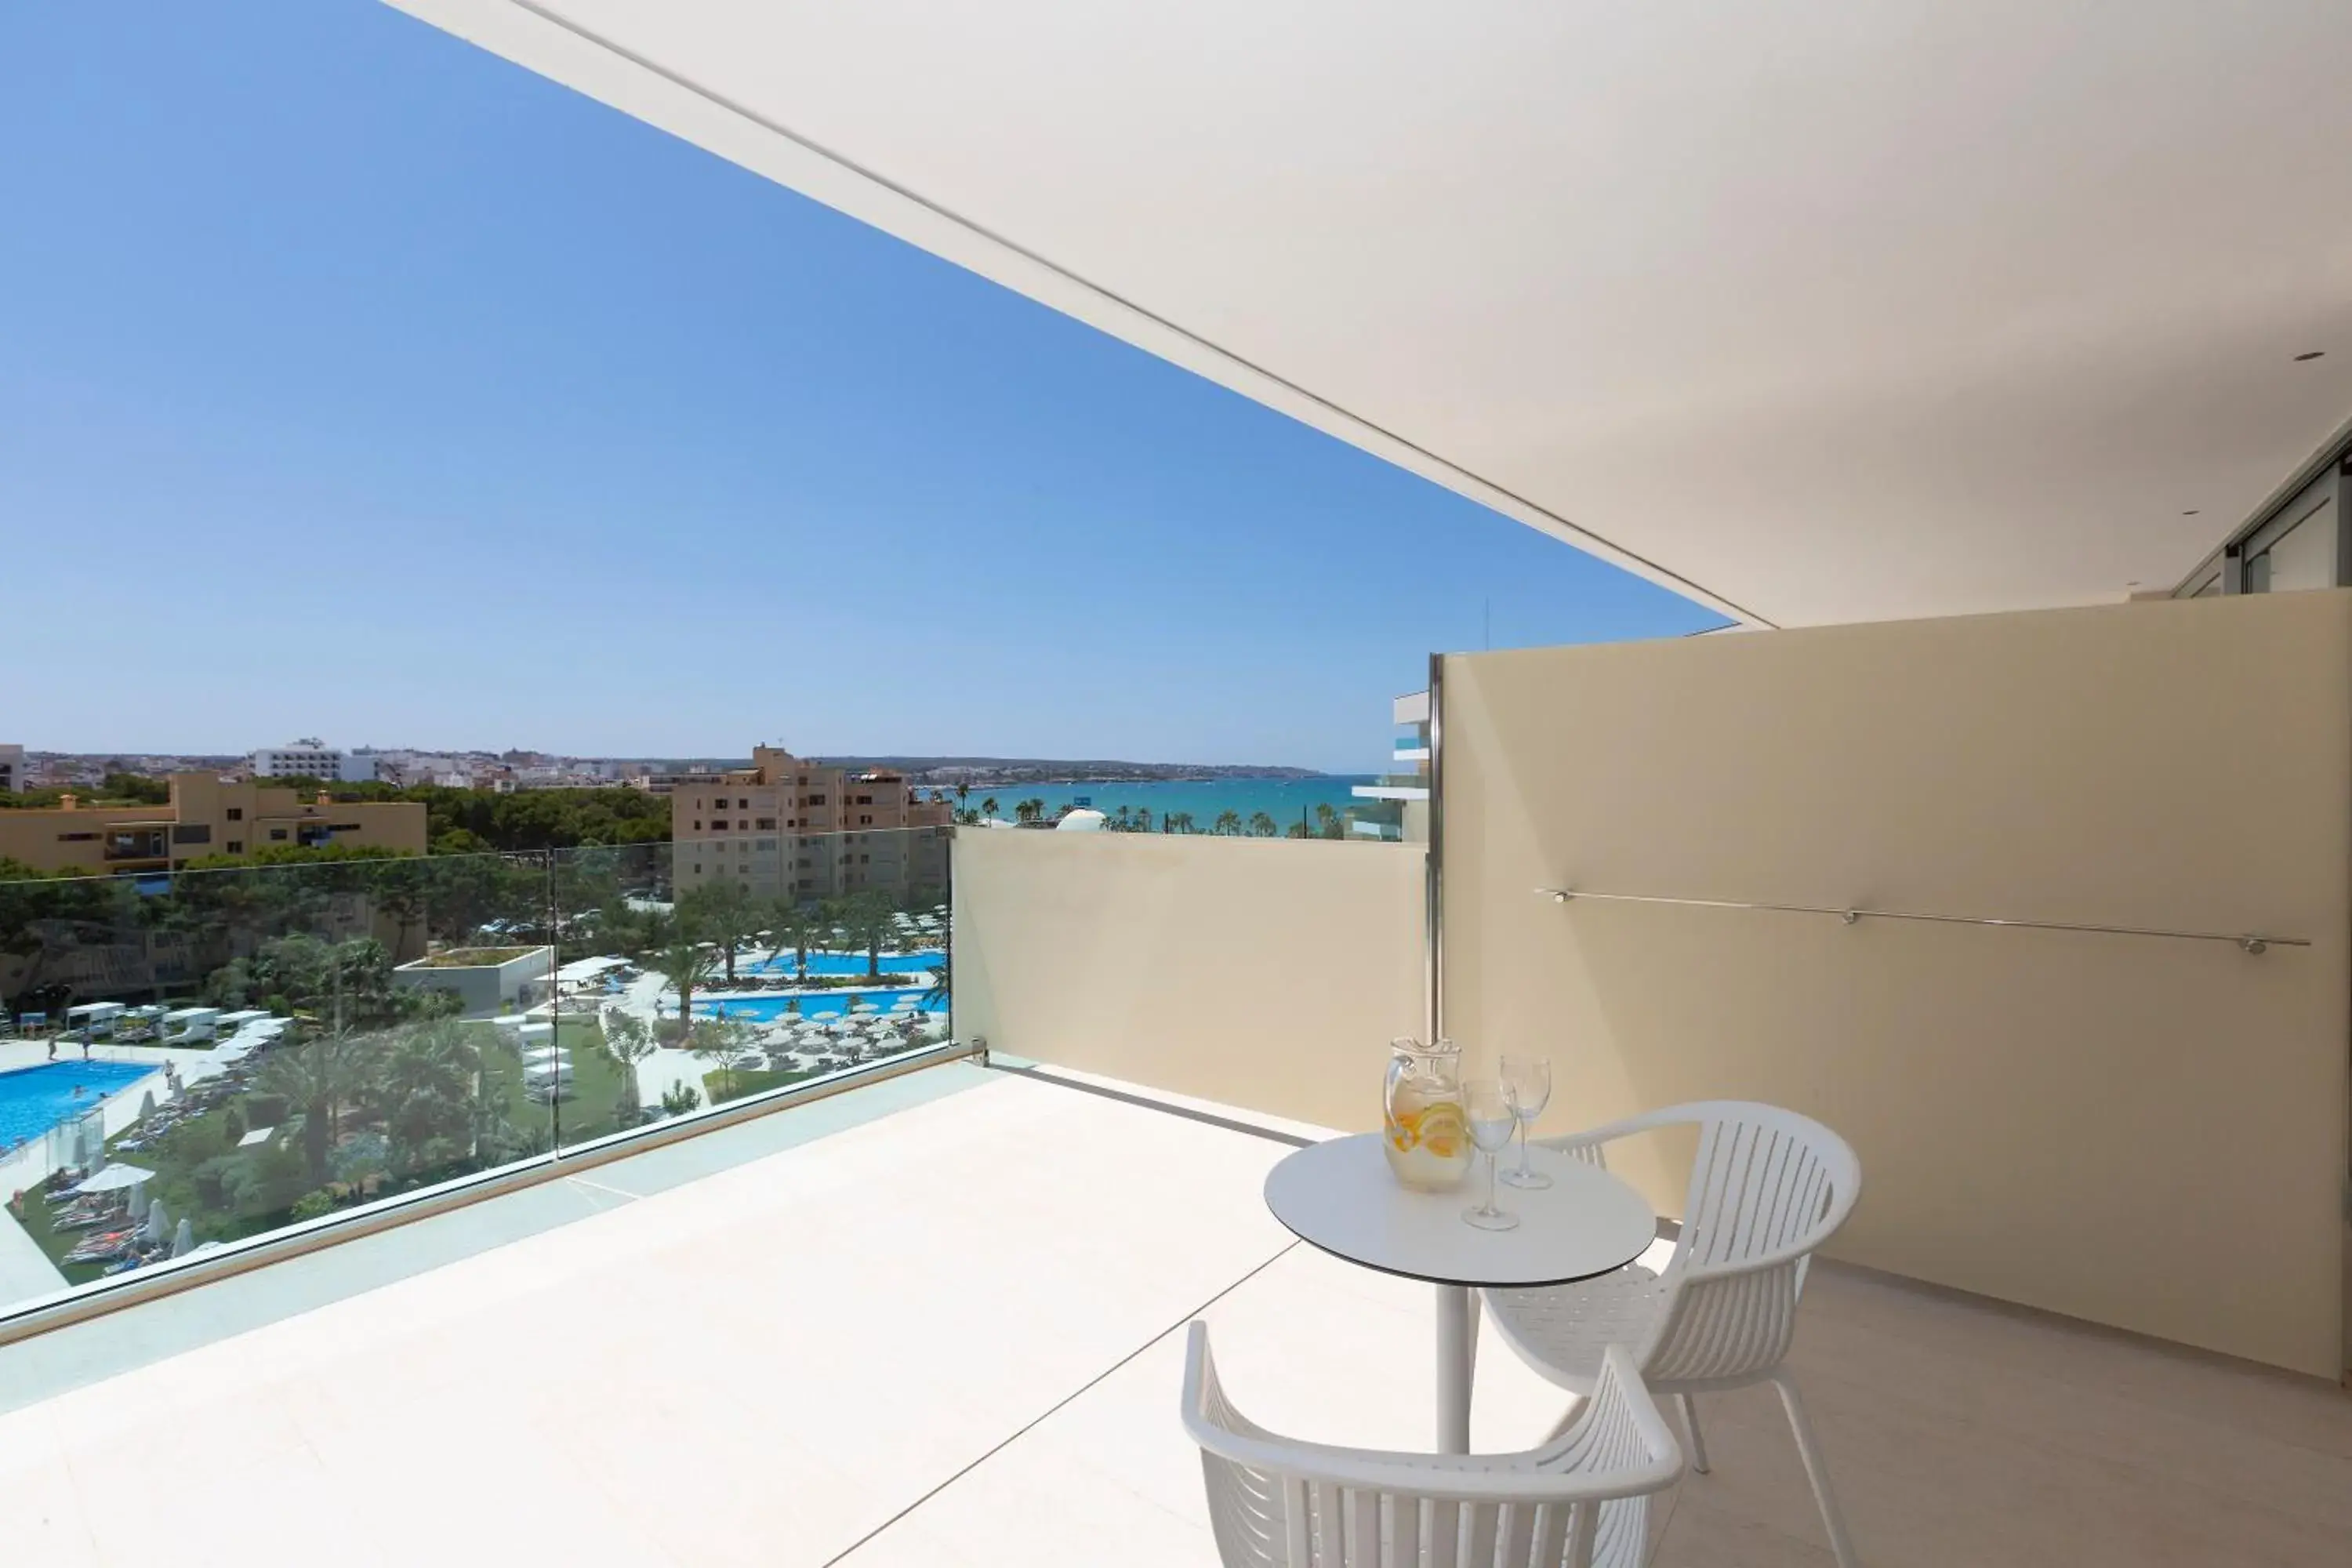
[859,854,870,864]
[268,828,288,841]
[711,819,728,831]
[738,798,749,809]
[692,821,702,831]
[172,825,212,845]
[859,815,873,826]
[756,817,776,830]
[227,840,243,855]
[855,794,873,805]
[56,831,98,842]
[226,808,243,822]
[807,793,826,805]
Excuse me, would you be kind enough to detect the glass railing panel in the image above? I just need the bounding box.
[0,852,559,1312]
[550,828,953,1145]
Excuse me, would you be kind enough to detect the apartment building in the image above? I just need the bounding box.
[671,744,951,902]
[0,744,22,793]
[248,739,377,782]
[0,771,426,875]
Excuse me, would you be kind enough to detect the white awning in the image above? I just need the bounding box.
[390,2,2352,625]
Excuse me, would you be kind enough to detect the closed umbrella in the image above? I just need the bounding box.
[171,1218,194,1258]
[129,1182,151,1221]
[143,1200,170,1246]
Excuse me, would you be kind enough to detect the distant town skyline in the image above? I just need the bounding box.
[0,3,1720,773]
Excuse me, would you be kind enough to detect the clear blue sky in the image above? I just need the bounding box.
[0,2,1719,773]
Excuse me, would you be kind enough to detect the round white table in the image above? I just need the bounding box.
[1263,1133,1656,1454]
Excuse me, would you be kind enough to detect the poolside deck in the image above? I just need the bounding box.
[2,1063,2347,1566]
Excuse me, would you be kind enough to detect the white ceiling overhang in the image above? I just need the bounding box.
[389,2,2352,626]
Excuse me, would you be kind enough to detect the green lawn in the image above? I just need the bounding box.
[12,1186,129,1289]
[702,1063,824,1105]
[470,1018,633,1146]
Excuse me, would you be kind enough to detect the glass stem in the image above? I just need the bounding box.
[1515,1118,1530,1174]
[1486,1151,1499,1214]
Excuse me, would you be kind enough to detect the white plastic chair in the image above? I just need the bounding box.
[1182,1323,1682,1567]
[1478,1102,1862,1567]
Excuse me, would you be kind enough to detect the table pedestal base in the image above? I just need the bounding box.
[1436,1283,1478,1453]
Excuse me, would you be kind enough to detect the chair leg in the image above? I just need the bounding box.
[1676,1392,1710,1474]
[1770,1371,1859,1568]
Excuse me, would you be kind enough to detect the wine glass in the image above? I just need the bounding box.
[1461,1078,1519,1231]
[1498,1054,1553,1189]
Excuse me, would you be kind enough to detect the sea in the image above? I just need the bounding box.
[960,775,1376,830]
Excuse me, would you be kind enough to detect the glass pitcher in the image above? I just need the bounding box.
[1383,1036,1470,1191]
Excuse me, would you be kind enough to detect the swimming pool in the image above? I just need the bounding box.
[0,1061,156,1149]
[746,949,942,978]
[694,988,933,1022]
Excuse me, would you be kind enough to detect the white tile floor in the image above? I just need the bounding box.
[1,1069,1579,1567]
[5,1065,2347,1567]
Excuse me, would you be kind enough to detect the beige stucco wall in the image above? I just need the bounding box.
[953,830,1425,1130]
[1442,590,2350,1377]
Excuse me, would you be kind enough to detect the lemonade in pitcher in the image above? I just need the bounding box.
[1383,1036,1471,1191]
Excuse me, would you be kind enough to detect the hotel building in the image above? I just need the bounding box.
[671,744,951,902]
[0,771,426,875]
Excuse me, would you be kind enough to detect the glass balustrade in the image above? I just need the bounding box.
[0,829,956,1317]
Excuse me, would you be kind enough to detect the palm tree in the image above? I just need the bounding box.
[956,782,971,811]
[1315,803,1344,840]
[1134,808,1153,833]
[1248,811,1279,838]
[920,945,953,1015]
[376,1021,479,1171]
[980,796,1000,821]
[470,1069,532,1163]
[1112,805,1134,833]
[1212,810,1243,837]
[262,1034,377,1188]
[1014,798,1046,824]
[1168,811,1200,835]
[677,879,757,984]
[650,942,720,1043]
[837,891,898,978]
[761,901,822,980]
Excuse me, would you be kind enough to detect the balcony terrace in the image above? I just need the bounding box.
[5,1059,2347,1567]
[11,8,2352,1563]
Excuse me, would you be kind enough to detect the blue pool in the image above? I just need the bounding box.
[0,1061,155,1150]
[695,988,932,1022]
[748,949,942,978]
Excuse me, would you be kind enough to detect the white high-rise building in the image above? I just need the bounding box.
[249,740,375,782]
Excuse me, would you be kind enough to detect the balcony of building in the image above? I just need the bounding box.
[4,1046,2347,1568]
[8,591,2352,1555]
[9,5,2352,1563]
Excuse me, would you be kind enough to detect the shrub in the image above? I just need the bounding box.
[192,1155,238,1210]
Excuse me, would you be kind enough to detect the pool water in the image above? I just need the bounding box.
[746,949,942,978]
[694,988,933,1022]
[0,1061,156,1149]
